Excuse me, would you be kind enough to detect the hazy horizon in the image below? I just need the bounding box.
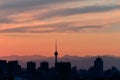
[0,54,120,58]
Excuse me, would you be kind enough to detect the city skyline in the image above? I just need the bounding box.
[0,0,120,56]
[0,56,119,80]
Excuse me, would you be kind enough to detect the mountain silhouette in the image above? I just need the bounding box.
[0,55,120,70]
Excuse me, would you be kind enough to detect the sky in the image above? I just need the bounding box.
[0,0,120,57]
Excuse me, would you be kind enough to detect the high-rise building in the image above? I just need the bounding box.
[55,62,71,74]
[40,61,49,71]
[27,61,36,73]
[55,62,71,80]
[0,60,7,76]
[94,57,104,74]
[7,61,21,74]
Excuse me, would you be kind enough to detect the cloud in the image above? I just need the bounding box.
[0,17,12,23]
[0,0,119,33]
[0,0,79,12]
[36,5,120,20]
[0,22,102,33]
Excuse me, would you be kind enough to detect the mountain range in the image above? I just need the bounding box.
[0,55,120,70]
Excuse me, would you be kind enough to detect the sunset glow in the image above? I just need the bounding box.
[0,0,120,57]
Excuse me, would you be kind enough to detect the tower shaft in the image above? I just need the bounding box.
[55,55,57,63]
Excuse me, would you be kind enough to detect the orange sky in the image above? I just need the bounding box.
[0,32,120,57]
[0,0,120,57]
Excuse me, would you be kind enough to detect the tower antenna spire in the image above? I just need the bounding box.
[55,39,57,51]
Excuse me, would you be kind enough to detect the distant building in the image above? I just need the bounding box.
[55,62,71,80]
[40,61,49,71]
[55,62,71,74]
[0,60,7,76]
[7,61,21,74]
[93,57,104,74]
[27,61,36,73]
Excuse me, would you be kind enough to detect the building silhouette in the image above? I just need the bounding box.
[55,62,71,74]
[40,61,49,71]
[55,62,71,80]
[7,61,21,74]
[0,60,7,79]
[0,56,119,80]
[27,61,36,73]
[94,57,103,74]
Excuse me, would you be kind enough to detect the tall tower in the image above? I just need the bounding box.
[54,40,58,63]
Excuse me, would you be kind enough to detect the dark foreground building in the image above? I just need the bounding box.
[55,62,71,80]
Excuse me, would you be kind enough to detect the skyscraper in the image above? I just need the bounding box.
[40,61,49,71]
[94,57,104,74]
[27,61,36,73]
[0,60,7,76]
[7,61,21,74]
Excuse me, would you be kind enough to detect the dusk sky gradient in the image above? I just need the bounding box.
[0,0,120,57]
